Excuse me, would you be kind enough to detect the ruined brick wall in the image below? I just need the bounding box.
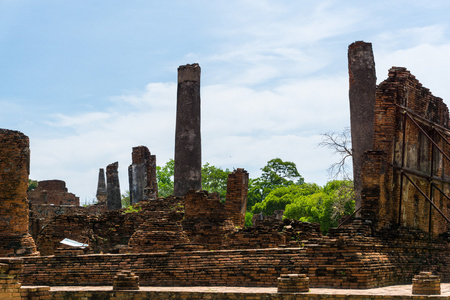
[28,203,105,241]
[106,162,121,211]
[225,168,249,228]
[182,190,236,249]
[128,146,158,204]
[96,168,107,205]
[361,67,450,235]
[19,236,449,288]
[27,180,80,206]
[0,129,38,256]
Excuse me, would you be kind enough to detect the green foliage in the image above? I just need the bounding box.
[121,190,130,208]
[252,183,320,216]
[283,180,355,234]
[247,158,304,210]
[201,162,230,200]
[156,159,175,197]
[156,159,230,200]
[124,204,142,214]
[245,212,254,227]
[28,179,38,191]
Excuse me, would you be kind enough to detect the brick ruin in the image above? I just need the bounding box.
[128,145,158,203]
[360,68,450,235]
[27,180,79,206]
[0,49,449,296]
[174,63,202,197]
[348,41,376,213]
[95,168,107,205]
[27,179,105,242]
[0,129,38,257]
[106,161,121,211]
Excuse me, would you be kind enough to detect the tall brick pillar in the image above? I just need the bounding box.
[106,162,121,211]
[348,41,376,213]
[128,146,158,204]
[0,129,38,256]
[225,169,249,228]
[174,63,202,197]
[96,168,107,205]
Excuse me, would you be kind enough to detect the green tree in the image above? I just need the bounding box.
[248,158,304,210]
[252,183,320,216]
[121,190,130,208]
[28,179,38,191]
[283,180,354,234]
[156,159,230,199]
[201,162,230,200]
[156,159,175,197]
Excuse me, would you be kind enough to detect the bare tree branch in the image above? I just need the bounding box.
[318,127,352,179]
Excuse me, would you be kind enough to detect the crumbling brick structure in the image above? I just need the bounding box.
[128,146,158,203]
[348,41,376,213]
[106,162,121,211]
[27,179,79,206]
[182,190,236,249]
[174,63,202,197]
[361,67,450,235]
[225,168,249,228]
[96,168,107,205]
[0,129,38,257]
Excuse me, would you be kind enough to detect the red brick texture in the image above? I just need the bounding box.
[0,129,38,257]
[361,67,450,235]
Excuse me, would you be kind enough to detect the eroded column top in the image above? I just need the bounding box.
[178,63,201,83]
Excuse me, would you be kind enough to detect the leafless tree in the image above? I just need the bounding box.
[319,127,352,179]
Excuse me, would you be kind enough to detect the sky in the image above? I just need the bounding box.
[2,1,450,204]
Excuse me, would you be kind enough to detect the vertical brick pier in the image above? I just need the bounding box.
[0,129,38,256]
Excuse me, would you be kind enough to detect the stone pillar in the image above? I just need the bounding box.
[128,146,158,204]
[0,129,38,257]
[348,41,376,213]
[174,63,202,197]
[106,162,121,211]
[225,168,249,228]
[96,168,107,205]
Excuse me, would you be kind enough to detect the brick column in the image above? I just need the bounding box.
[225,168,249,228]
[106,162,121,211]
[96,168,107,205]
[128,146,158,204]
[348,41,376,213]
[0,129,38,256]
[174,63,202,197]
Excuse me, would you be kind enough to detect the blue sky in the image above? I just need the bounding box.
[2,1,450,203]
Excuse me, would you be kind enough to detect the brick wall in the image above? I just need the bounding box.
[225,168,249,228]
[0,129,38,257]
[361,67,450,235]
[28,180,80,206]
[29,203,105,241]
[19,233,449,289]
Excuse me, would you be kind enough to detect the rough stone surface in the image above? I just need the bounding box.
[361,67,450,235]
[412,272,441,295]
[0,129,38,257]
[106,162,121,211]
[28,180,79,206]
[278,274,309,293]
[348,41,376,213]
[225,168,249,228]
[96,168,107,205]
[128,146,157,204]
[174,63,202,197]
